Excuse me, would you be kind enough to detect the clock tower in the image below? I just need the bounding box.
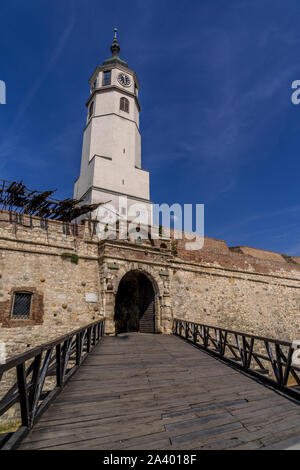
[74,29,152,224]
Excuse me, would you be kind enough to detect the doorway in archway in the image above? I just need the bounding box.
[114,271,155,334]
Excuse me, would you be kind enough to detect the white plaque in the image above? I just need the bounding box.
[85,293,98,303]
[0,341,6,364]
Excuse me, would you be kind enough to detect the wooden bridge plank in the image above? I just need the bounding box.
[17,333,300,450]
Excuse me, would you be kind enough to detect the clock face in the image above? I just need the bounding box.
[117,73,131,87]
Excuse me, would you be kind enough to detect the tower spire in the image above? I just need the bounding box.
[110,27,120,57]
[103,28,128,68]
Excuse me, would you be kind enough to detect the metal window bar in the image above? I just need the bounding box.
[11,293,32,319]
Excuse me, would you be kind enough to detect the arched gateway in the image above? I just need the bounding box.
[114,271,156,334]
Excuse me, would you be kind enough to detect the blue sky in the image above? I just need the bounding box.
[1,0,300,254]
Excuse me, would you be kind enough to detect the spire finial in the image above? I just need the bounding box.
[102,28,128,68]
[110,27,120,57]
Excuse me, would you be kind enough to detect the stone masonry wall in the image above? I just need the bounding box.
[169,232,300,342]
[0,211,102,359]
[1,210,300,360]
[170,266,300,341]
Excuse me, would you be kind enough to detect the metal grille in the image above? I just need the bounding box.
[12,293,32,318]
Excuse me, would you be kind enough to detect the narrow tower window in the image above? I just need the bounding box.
[120,97,129,113]
[91,79,97,92]
[103,71,111,86]
[88,101,94,119]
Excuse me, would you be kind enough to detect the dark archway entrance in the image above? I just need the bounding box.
[114,271,156,334]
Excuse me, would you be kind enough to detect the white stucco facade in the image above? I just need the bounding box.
[74,35,152,223]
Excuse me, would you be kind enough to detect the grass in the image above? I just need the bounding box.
[0,421,21,434]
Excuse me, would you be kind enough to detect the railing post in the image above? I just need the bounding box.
[275,343,284,386]
[200,325,204,346]
[76,333,81,365]
[193,324,197,344]
[93,325,97,346]
[30,349,53,427]
[28,352,42,425]
[218,329,222,354]
[16,363,30,428]
[283,346,293,386]
[61,338,72,383]
[204,326,208,349]
[221,331,227,356]
[56,344,62,387]
[87,328,91,353]
[28,353,42,406]
[242,336,247,368]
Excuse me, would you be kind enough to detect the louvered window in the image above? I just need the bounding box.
[120,97,129,113]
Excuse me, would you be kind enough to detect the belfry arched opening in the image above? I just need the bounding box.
[114,271,156,334]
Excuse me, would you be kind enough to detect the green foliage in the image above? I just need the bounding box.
[281,253,296,264]
[61,252,79,264]
[171,241,178,256]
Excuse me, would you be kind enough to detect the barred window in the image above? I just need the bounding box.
[103,71,111,86]
[11,293,32,318]
[120,97,129,113]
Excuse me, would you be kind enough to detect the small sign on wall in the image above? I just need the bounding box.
[0,341,6,364]
[85,293,98,303]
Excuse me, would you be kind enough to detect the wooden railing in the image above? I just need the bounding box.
[0,319,105,450]
[173,318,300,400]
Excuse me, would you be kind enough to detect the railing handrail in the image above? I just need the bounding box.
[173,318,300,402]
[0,319,103,372]
[0,318,105,450]
[173,317,291,346]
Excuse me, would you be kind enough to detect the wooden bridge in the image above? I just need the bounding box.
[2,319,300,450]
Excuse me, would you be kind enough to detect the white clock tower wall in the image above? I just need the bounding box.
[74,30,151,222]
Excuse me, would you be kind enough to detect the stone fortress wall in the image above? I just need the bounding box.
[0,210,101,359]
[171,235,300,341]
[1,209,300,361]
